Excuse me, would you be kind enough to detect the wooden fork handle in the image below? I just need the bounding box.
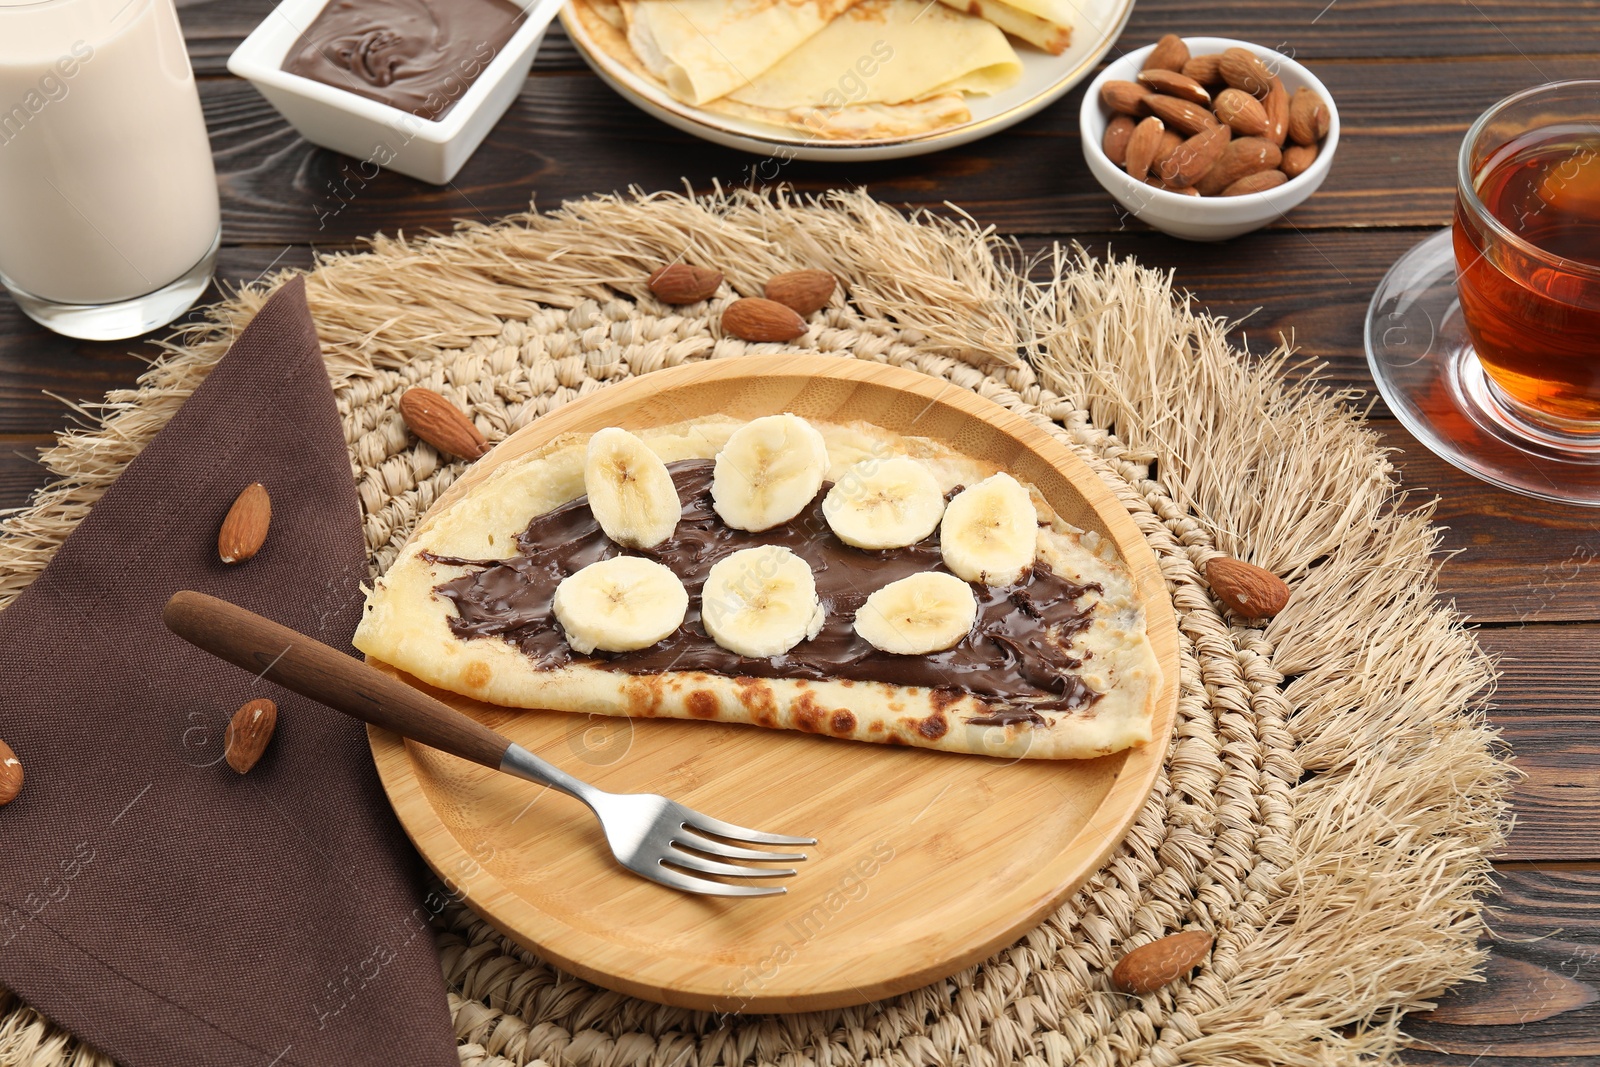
[163,590,511,769]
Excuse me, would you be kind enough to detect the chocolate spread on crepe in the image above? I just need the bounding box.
[282,0,523,120]
[425,461,1101,721]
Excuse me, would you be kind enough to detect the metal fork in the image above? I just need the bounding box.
[163,591,813,896]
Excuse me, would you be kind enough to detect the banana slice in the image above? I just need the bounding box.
[585,427,680,549]
[711,414,828,532]
[553,556,688,655]
[700,545,825,658]
[822,455,945,550]
[940,473,1038,586]
[854,572,978,655]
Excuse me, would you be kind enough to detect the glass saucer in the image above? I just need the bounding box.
[1365,228,1600,506]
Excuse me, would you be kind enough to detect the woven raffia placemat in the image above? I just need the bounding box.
[0,189,1512,1067]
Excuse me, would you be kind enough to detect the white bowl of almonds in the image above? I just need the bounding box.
[1080,36,1339,241]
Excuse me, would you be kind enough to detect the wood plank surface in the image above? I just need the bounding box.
[175,5,1600,77]
[1404,862,1600,1064]
[2,0,1597,1057]
[1476,629,1600,861]
[190,55,1600,245]
[0,438,53,505]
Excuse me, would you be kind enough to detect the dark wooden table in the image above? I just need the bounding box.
[3,0,1596,1060]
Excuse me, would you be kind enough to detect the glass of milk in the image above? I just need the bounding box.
[0,0,221,340]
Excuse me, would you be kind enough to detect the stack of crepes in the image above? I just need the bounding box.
[571,0,1074,138]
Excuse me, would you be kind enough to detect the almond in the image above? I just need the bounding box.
[1103,114,1136,165]
[1123,116,1165,180]
[399,387,489,460]
[1213,87,1270,137]
[225,698,277,775]
[1157,123,1231,188]
[1197,137,1282,195]
[1142,33,1189,73]
[1263,77,1289,146]
[1206,556,1291,615]
[1180,53,1224,87]
[0,739,22,806]
[722,297,808,343]
[1145,94,1218,137]
[647,263,722,304]
[1152,128,1184,167]
[1288,86,1330,145]
[1218,46,1273,97]
[218,482,271,565]
[1137,69,1210,106]
[764,269,837,317]
[1281,141,1319,179]
[1221,168,1289,196]
[1100,80,1149,116]
[1112,931,1214,994]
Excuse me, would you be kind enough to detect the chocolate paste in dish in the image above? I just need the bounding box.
[425,461,1104,719]
[282,0,523,120]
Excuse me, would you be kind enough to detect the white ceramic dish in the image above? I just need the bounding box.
[229,0,565,184]
[560,0,1137,162]
[1079,37,1340,241]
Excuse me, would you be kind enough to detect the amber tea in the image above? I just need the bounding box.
[1454,125,1600,426]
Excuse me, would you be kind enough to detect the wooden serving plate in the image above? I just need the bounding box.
[366,355,1180,1012]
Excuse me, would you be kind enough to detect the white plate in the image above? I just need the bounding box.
[558,0,1137,161]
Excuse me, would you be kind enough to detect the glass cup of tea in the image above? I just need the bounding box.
[1455,82,1600,433]
[1367,80,1600,505]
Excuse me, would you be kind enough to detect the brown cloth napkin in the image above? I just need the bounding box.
[0,278,457,1067]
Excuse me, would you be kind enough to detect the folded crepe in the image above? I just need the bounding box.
[622,0,861,104]
[582,0,1022,139]
[716,0,1021,138]
[726,0,1021,108]
[938,0,1071,54]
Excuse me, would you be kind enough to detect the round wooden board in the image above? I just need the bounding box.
[367,355,1180,1013]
